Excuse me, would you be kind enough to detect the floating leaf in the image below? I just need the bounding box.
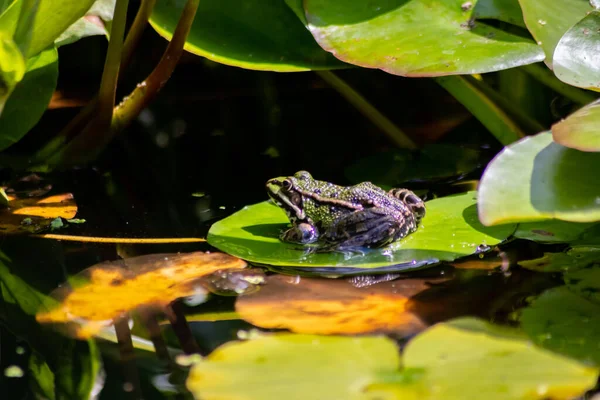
[518,0,591,65]
[36,252,247,338]
[186,333,402,400]
[208,192,515,272]
[395,317,598,398]
[514,220,599,243]
[303,0,544,77]
[478,131,600,225]
[149,0,345,72]
[472,0,526,27]
[519,245,600,272]
[553,98,600,152]
[553,11,600,89]
[564,265,600,305]
[0,192,77,234]
[520,286,600,365]
[0,46,58,151]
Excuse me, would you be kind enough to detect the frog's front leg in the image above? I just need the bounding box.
[322,208,414,249]
[280,222,319,244]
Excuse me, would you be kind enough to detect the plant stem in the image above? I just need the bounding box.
[315,70,417,150]
[436,75,525,145]
[521,63,597,106]
[112,0,199,132]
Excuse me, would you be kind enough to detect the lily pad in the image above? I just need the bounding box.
[519,0,591,66]
[514,220,599,243]
[185,333,402,400]
[0,192,77,234]
[303,0,544,77]
[520,286,600,365]
[207,191,515,272]
[553,98,600,152]
[149,0,346,72]
[553,11,600,90]
[519,245,600,273]
[478,131,600,226]
[564,265,600,305]
[396,317,598,398]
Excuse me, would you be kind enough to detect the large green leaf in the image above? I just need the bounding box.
[552,99,600,152]
[0,46,57,151]
[518,0,591,66]
[186,333,402,400]
[472,0,526,27]
[478,131,600,226]
[303,0,544,77]
[55,0,115,47]
[395,318,598,399]
[208,192,515,272]
[149,0,346,72]
[553,11,600,89]
[0,0,96,57]
[0,32,24,114]
[520,286,600,365]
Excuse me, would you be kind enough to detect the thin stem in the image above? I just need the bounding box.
[436,75,525,145]
[114,315,143,399]
[112,0,199,132]
[521,63,597,106]
[121,0,157,70]
[166,301,203,355]
[315,70,417,150]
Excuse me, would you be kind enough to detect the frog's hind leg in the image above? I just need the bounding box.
[322,208,409,249]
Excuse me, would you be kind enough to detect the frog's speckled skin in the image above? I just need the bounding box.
[266,171,425,249]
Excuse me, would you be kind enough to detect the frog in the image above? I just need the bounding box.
[266,171,425,250]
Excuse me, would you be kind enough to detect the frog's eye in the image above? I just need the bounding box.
[282,179,293,190]
[294,171,312,181]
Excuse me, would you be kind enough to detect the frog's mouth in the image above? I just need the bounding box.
[266,179,305,221]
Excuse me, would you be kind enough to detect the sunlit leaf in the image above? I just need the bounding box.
[36,252,247,338]
[0,46,57,151]
[0,0,96,57]
[478,131,600,225]
[520,286,600,365]
[185,333,402,400]
[208,192,515,272]
[552,98,600,152]
[518,0,591,65]
[472,0,526,27]
[553,11,600,89]
[0,192,77,234]
[235,274,436,336]
[303,0,544,77]
[393,317,598,399]
[149,0,346,72]
[514,220,599,243]
[0,32,25,114]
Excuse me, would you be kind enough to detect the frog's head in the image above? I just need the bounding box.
[394,188,426,223]
[266,171,314,223]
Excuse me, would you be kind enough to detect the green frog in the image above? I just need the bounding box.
[266,171,425,250]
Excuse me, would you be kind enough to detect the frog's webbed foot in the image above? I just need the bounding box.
[322,207,413,249]
[280,222,319,244]
[388,188,426,223]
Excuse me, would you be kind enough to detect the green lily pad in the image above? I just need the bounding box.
[478,131,600,226]
[520,286,600,365]
[564,265,600,305]
[519,0,591,66]
[553,99,600,152]
[519,245,600,273]
[0,46,57,152]
[148,0,346,72]
[303,0,544,77]
[394,317,598,399]
[514,220,599,243]
[207,191,515,272]
[553,11,600,90]
[186,333,402,400]
[472,0,526,27]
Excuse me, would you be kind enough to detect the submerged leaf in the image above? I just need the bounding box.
[0,192,77,234]
[36,252,247,338]
[208,192,515,272]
